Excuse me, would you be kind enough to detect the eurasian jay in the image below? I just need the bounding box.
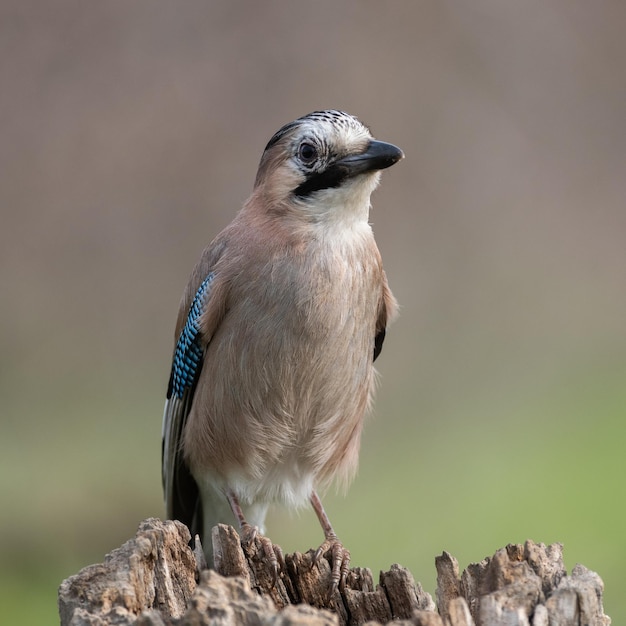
[162,110,403,589]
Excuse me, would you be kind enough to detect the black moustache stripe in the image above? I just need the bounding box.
[294,164,351,198]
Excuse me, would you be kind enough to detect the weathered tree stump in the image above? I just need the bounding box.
[58,518,611,626]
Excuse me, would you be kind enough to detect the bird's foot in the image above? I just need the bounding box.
[239,521,259,546]
[312,533,351,593]
[240,523,285,586]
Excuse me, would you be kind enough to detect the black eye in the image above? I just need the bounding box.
[298,142,318,164]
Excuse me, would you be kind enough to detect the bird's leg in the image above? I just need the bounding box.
[225,489,284,584]
[310,490,351,592]
[226,489,257,543]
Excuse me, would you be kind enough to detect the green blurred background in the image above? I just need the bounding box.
[1,1,624,623]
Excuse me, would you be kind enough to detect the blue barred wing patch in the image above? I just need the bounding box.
[168,273,215,399]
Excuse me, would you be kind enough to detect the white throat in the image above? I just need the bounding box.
[300,172,381,229]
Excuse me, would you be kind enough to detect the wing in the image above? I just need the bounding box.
[373,270,398,362]
[373,327,386,362]
[162,268,218,536]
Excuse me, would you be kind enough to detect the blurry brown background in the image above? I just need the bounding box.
[1,1,625,623]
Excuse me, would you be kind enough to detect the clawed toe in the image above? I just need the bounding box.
[312,534,351,593]
[240,524,284,587]
[258,535,285,585]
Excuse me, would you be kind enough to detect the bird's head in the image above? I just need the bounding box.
[252,110,403,224]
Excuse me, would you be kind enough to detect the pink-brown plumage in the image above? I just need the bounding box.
[162,110,402,583]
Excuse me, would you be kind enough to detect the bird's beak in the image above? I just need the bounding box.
[337,140,404,176]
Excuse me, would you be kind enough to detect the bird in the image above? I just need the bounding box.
[162,110,403,590]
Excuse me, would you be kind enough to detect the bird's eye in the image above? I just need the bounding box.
[298,142,318,164]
